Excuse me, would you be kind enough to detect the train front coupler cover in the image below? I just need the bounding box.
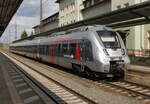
[109,60,125,79]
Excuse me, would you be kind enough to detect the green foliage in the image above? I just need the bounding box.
[21,30,28,39]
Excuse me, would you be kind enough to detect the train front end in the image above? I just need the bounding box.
[94,28,130,79]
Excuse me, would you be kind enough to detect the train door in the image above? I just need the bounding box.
[37,45,40,58]
[33,45,37,58]
[56,41,62,65]
[79,40,86,62]
[80,39,93,62]
[37,39,40,58]
[49,44,55,64]
[60,40,70,68]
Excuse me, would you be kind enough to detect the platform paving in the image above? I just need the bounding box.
[0,67,13,104]
[0,53,22,104]
[125,65,150,87]
[129,65,150,74]
[0,53,56,104]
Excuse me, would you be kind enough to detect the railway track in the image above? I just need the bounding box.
[2,51,150,104]
[2,52,96,104]
[108,81,150,99]
[97,81,150,102]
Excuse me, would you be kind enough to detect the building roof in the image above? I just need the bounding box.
[41,12,59,25]
[33,12,59,29]
[0,0,23,37]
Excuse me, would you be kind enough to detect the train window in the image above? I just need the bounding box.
[46,45,49,55]
[53,44,57,56]
[43,45,47,55]
[49,45,52,56]
[49,44,56,56]
[62,41,68,55]
[56,42,62,56]
[97,31,121,49]
[69,40,76,58]
[39,45,45,54]
[43,45,45,54]
[33,45,37,54]
[45,45,49,55]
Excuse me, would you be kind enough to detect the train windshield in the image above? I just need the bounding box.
[97,31,121,49]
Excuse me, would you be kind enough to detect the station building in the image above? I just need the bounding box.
[56,0,112,26]
[34,0,150,56]
[56,0,84,26]
[33,12,59,34]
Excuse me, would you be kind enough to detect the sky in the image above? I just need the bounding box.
[0,0,59,43]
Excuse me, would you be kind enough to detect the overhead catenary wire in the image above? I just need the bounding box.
[1,0,59,43]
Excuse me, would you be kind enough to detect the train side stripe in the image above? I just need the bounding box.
[75,40,80,60]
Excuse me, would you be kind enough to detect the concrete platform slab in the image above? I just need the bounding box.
[126,65,150,87]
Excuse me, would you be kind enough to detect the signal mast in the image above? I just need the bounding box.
[40,0,43,24]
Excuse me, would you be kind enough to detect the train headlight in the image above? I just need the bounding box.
[103,49,109,56]
[121,49,125,55]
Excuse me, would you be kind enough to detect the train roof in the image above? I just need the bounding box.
[11,25,114,46]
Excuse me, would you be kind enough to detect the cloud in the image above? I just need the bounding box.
[0,0,59,43]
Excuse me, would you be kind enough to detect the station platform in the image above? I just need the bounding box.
[0,52,55,104]
[126,64,150,87]
[0,53,21,104]
[0,68,13,104]
[128,64,150,74]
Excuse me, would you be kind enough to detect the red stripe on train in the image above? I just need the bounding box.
[51,37,73,43]
[75,40,80,60]
[56,37,73,41]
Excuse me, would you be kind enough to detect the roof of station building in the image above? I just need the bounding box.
[0,0,23,37]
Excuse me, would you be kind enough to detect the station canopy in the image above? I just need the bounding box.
[77,0,150,28]
[0,0,23,37]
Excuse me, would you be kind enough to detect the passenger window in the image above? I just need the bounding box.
[69,40,76,58]
[62,41,68,55]
[57,43,61,56]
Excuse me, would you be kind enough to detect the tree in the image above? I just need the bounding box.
[21,30,28,39]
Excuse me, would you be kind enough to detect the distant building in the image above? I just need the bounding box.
[33,12,59,34]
